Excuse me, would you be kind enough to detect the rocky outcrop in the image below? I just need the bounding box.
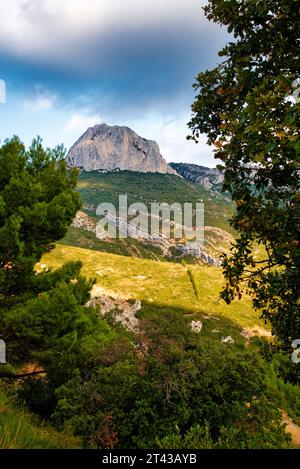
[72,210,96,232]
[175,242,222,266]
[169,162,224,191]
[70,209,224,265]
[87,285,141,332]
[66,124,176,174]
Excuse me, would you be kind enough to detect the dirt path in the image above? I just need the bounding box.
[282,411,300,446]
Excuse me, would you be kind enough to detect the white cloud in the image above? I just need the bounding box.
[23,87,56,111]
[63,112,101,134]
[0,0,225,167]
[0,0,209,61]
[127,114,215,166]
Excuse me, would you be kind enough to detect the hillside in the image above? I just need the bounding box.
[60,170,235,263]
[43,244,262,329]
[40,244,300,446]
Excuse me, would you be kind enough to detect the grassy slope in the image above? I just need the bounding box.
[0,386,80,449]
[42,244,265,330]
[62,225,167,261]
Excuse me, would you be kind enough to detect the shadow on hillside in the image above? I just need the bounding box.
[134,299,249,349]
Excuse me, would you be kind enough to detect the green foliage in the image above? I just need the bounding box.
[188,1,300,352]
[0,386,80,448]
[265,363,300,426]
[0,136,81,303]
[52,306,289,449]
[0,138,104,389]
[2,262,92,362]
[0,137,106,422]
[158,407,289,449]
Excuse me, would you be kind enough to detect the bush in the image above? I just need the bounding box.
[52,308,289,449]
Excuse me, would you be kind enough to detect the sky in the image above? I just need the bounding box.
[0,0,229,166]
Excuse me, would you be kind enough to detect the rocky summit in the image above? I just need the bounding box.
[66,123,176,174]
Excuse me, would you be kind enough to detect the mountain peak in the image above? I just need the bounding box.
[66,124,176,174]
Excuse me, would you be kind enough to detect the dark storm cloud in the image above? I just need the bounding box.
[0,16,229,117]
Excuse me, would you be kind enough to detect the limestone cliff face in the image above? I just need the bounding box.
[169,162,224,191]
[66,124,176,174]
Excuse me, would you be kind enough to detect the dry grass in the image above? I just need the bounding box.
[0,387,81,449]
[42,244,268,329]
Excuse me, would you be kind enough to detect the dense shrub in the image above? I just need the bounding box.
[52,310,289,449]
